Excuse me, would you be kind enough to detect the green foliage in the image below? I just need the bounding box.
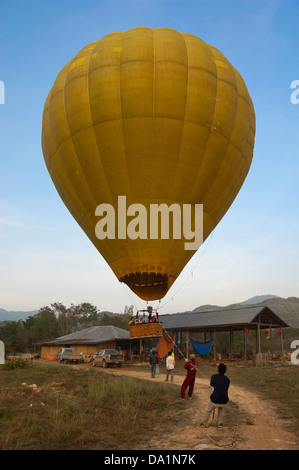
[0,302,101,354]
[0,320,33,353]
[2,357,31,370]
[29,307,59,340]
[124,305,134,317]
[98,312,130,331]
[50,302,100,336]
[0,302,133,355]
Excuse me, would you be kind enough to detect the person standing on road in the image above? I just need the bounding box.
[150,350,158,378]
[180,354,198,399]
[165,351,175,382]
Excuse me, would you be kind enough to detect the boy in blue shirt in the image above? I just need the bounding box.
[200,363,230,428]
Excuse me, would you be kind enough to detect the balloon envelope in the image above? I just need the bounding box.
[41,27,255,301]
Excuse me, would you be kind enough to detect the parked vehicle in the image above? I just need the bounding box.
[57,347,84,364]
[93,349,124,368]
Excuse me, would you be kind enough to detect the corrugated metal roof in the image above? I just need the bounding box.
[40,325,130,345]
[159,305,289,331]
[38,306,289,345]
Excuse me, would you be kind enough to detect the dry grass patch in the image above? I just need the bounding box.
[0,364,183,450]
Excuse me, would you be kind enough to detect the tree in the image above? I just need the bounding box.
[52,303,73,337]
[0,320,24,351]
[15,328,33,352]
[0,301,101,353]
[124,305,134,317]
[69,302,100,329]
[123,305,134,327]
[29,307,59,341]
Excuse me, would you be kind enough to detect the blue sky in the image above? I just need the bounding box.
[0,0,298,314]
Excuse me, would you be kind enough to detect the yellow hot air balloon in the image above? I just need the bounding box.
[41,27,255,301]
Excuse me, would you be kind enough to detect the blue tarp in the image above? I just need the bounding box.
[191,338,214,356]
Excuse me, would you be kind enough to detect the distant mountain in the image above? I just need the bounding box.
[255,296,299,327]
[193,295,299,327]
[239,294,280,305]
[99,311,122,318]
[0,308,124,324]
[0,308,38,322]
[1,295,299,328]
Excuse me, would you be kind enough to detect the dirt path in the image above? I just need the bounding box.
[98,365,299,451]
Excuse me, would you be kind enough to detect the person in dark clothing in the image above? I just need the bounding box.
[180,354,198,399]
[149,350,158,378]
[200,363,230,428]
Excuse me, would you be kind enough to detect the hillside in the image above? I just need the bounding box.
[1,295,299,327]
[193,295,299,327]
[0,308,38,322]
[240,294,280,305]
[256,296,299,326]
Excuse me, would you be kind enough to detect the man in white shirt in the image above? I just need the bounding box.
[165,351,175,382]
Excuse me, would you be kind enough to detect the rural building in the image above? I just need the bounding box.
[159,305,290,359]
[37,305,290,360]
[38,325,132,358]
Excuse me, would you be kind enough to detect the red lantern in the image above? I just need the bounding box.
[278,330,283,336]
[245,328,250,336]
[264,330,269,335]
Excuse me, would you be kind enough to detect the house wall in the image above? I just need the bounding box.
[41,341,117,358]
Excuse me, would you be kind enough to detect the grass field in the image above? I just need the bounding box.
[0,361,298,450]
[0,363,183,450]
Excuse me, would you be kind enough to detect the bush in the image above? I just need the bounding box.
[2,357,31,370]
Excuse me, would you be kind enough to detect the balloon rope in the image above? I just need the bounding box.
[157,232,214,311]
[119,281,141,313]
[163,328,209,379]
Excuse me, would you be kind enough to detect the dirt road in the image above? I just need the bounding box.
[98,364,298,451]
